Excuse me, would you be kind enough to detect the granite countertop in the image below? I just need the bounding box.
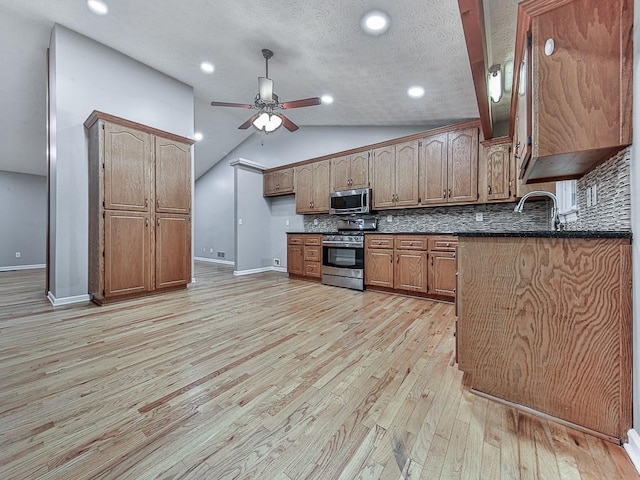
[454,230,632,239]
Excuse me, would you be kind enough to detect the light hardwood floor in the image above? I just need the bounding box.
[0,263,637,480]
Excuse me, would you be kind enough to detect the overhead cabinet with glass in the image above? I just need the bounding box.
[85,111,193,304]
[516,0,632,183]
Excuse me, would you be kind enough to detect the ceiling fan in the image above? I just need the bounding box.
[210,49,321,133]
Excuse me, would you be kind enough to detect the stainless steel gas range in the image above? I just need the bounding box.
[321,218,377,291]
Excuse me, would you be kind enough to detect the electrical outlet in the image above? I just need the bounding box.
[386,215,393,223]
[285,219,290,226]
[274,258,281,267]
[15,252,21,258]
[209,248,214,253]
[586,187,592,208]
[475,212,483,222]
[592,184,597,205]
[313,219,318,226]
[202,247,206,253]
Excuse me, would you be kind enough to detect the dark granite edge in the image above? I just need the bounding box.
[454,230,632,239]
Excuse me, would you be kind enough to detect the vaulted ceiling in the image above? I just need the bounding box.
[0,1,516,178]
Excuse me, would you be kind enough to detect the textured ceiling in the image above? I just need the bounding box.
[0,0,516,178]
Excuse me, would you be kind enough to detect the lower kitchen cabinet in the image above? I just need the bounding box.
[155,214,191,289]
[287,234,322,279]
[365,234,456,300]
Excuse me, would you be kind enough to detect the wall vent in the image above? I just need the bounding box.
[217,251,225,258]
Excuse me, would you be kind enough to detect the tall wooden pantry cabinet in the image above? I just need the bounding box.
[85,111,194,305]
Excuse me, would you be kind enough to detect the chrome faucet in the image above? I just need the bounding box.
[514,191,562,231]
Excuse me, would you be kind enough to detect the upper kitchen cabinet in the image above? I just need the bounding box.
[330,151,370,192]
[155,138,192,214]
[419,126,479,205]
[103,122,153,212]
[516,0,632,183]
[263,167,294,196]
[295,160,330,214]
[371,141,419,209]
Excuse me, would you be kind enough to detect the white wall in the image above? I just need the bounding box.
[0,171,47,268]
[48,25,194,300]
[234,165,272,273]
[270,196,304,269]
[194,159,235,262]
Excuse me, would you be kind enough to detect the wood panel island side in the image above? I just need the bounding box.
[456,232,632,444]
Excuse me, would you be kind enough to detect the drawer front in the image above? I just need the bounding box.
[305,262,321,278]
[428,236,458,252]
[304,235,322,246]
[366,235,394,249]
[304,246,321,262]
[288,235,304,246]
[394,236,428,251]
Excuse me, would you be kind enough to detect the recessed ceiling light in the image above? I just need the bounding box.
[321,95,334,104]
[87,0,109,16]
[407,86,425,99]
[200,62,215,74]
[361,10,391,36]
[194,132,203,141]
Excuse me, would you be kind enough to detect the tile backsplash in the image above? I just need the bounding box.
[565,147,631,231]
[303,201,551,233]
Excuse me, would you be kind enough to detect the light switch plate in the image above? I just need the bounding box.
[285,219,290,226]
[238,218,243,225]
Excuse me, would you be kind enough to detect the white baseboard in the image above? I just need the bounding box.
[47,291,91,307]
[0,264,46,272]
[624,429,640,474]
[194,256,235,266]
[233,266,288,276]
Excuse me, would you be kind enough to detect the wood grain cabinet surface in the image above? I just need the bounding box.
[371,141,420,209]
[263,168,294,196]
[517,0,632,182]
[86,111,194,304]
[295,161,330,214]
[457,235,632,443]
[365,234,457,300]
[287,234,322,279]
[330,151,370,192]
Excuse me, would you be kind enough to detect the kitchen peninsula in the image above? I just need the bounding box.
[456,231,632,443]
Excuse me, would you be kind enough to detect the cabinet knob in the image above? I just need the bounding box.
[410,242,414,246]
[544,38,555,56]
[448,189,452,198]
[145,218,149,227]
[157,219,160,227]
[156,199,160,208]
[488,185,492,195]
[443,190,447,198]
[396,255,399,263]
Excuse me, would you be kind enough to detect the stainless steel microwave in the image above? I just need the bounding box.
[329,188,371,215]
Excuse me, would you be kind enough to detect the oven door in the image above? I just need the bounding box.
[322,244,364,275]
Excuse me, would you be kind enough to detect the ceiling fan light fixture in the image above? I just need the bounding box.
[361,10,391,36]
[87,0,109,15]
[253,112,283,133]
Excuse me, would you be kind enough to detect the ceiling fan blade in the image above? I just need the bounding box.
[258,77,273,102]
[211,101,253,109]
[238,113,261,130]
[278,114,299,132]
[280,97,322,109]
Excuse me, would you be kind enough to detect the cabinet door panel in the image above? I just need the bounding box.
[330,155,351,192]
[448,128,478,203]
[349,151,370,189]
[365,249,394,288]
[104,211,151,297]
[263,171,278,196]
[371,146,396,209]
[104,124,152,211]
[395,140,420,207]
[312,160,330,212]
[155,139,191,214]
[395,251,428,293]
[487,143,511,201]
[429,251,456,298]
[278,168,294,193]
[156,214,191,289]
[295,165,314,213]
[420,133,448,204]
[287,245,304,275]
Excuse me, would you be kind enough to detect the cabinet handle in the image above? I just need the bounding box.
[410,242,414,246]
[156,199,160,208]
[157,219,160,227]
[488,185,492,195]
[145,218,149,227]
[396,255,399,263]
[448,189,452,198]
[446,243,450,247]
[431,256,433,266]
[144,198,148,208]
[443,190,447,198]
[390,255,393,263]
